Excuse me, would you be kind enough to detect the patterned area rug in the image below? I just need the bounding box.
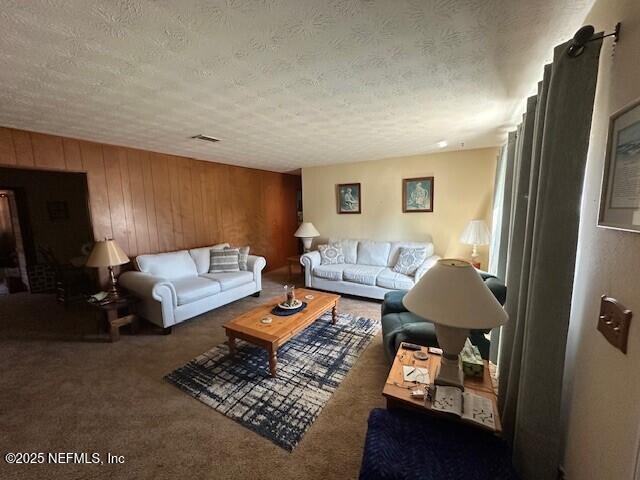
[165,312,380,451]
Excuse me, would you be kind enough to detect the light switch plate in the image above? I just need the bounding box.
[598,295,632,354]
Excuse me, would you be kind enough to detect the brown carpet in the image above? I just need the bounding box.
[0,267,388,480]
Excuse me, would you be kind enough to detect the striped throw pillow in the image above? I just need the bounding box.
[228,246,250,271]
[209,248,240,273]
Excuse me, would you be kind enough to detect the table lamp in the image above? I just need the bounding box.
[402,259,507,389]
[294,222,320,252]
[460,219,490,268]
[86,238,130,300]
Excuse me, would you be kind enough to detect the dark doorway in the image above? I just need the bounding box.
[0,167,94,296]
[0,190,26,294]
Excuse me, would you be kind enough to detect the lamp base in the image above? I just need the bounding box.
[435,355,465,390]
[301,237,313,253]
[470,245,481,269]
[434,324,468,390]
[106,266,122,301]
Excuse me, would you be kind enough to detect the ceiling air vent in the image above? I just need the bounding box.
[191,134,220,143]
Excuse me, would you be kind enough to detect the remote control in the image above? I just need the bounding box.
[402,342,422,351]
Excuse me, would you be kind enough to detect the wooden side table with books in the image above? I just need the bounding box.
[87,295,139,342]
[382,342,502,434]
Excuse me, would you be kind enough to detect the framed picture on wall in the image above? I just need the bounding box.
[403,177,434,213]
[337,183,361,214]
[598,98,640,233]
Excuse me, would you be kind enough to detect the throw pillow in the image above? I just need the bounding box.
[227,246,250,270]
[319,244,345,265]
[209,248,240,273]
[393,247,427,275]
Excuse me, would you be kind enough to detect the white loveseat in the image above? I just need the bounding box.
[300,238,439,300]
[119,243,266,330]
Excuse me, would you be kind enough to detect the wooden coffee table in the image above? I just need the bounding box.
[223,288,340,377]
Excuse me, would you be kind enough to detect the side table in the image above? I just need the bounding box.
[88,296,139,342]
[382,342,502,434]
[286,255,303,281]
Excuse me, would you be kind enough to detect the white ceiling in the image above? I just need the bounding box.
[0,0,594,172]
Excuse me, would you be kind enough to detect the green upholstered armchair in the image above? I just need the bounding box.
[381,273,507,363]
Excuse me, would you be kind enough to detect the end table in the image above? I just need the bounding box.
[88,296,139,342]
[382,342,502,434]
[286,255,303,280]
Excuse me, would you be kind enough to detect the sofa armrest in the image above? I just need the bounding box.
[118,271,178,327]
[300,251,321,287]
[246,255,266,291]
[119,271,177,307]
[414,254,440,282]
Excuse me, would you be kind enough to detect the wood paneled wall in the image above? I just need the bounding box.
[0,127,301,270]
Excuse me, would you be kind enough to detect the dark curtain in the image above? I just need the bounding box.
[496,37,602,479]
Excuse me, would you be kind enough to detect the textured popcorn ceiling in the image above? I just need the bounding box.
[0,0,594,172]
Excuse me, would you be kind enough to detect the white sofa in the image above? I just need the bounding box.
[300,238,439,300]
[119,243,266,330]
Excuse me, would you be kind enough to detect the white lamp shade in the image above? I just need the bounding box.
[86,239,129,267]
[460,220,490,246]
[402,258,507,329]
[294,222,320,238]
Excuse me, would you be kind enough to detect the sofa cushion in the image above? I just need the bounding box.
[136,250,198,280]
[201,271,254,291]
[189,243,229,274]
[319,244,345,265]
[328,238,359,264]
[377,268,415,290]
[313,264,345,281]
[343,265,385,286]
[387,241,434,267]
[171,277,221,305]
[392,247,427,275]
[357,241,391,267]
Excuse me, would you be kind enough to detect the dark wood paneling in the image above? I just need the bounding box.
[62,138,83,171]
[11,130,35,167]
[103,146,130,253]
[126,149,151,255]
[0,128,16,165]
[140,151,160,253]
[31,133,65,170]
[79,141,113,241]
[0,127,300,269]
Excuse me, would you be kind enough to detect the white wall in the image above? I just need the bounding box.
[301,148,498,267]
[563,0,640,478]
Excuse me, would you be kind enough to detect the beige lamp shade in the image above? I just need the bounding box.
[460,220,491,246]
[402,258,507,329]
[86,239,129,268]
[294,222,320,238]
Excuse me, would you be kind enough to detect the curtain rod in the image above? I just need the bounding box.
[567,22,621,57]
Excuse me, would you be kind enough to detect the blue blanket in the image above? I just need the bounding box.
[359,408,518,480]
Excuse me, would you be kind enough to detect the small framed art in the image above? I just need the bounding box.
[337,183,361,214]
[403,177,433,213]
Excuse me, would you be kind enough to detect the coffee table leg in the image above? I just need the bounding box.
[228,334,237,357]
[268,347,277,377]
[332,301,338,324]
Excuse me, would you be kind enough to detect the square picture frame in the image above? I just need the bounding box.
[403,177,434,213]
[598,98,640,233]
[337,183,361,214]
